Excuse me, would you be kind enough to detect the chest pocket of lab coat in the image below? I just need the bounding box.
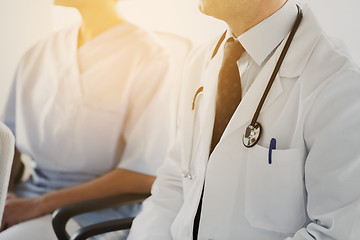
[244,145,307,233]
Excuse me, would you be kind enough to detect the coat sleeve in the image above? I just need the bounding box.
[285,69,360,239]
[127,129,184,239]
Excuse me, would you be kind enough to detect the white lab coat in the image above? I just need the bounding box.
[129,6,360,240]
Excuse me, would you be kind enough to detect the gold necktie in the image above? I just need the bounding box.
[210,38,244,154]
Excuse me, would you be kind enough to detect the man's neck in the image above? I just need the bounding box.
[77,4,125,48]
[227,0,287,37]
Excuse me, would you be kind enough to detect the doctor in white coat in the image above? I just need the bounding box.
[128,0,360,239]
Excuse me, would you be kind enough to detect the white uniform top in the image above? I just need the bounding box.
[1,22,170,185]
[129,1,360,240]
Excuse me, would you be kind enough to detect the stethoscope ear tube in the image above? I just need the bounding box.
[242,5,303,148]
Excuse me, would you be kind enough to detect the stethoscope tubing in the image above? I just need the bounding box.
[250,5,303,126]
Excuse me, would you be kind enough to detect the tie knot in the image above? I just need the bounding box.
[223,38,244,62]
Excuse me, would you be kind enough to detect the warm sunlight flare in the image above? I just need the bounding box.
[53,0,226,45]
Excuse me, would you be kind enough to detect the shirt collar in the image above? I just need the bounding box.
[222,0,298,66]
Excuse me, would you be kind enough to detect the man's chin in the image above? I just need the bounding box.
[198,3,209,16]
[198,3,203,13]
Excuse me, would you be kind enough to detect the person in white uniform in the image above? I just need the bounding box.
[0,0,171,239]
[128,0,360,239]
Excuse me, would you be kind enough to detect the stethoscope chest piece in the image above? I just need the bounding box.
[242,122,262,148]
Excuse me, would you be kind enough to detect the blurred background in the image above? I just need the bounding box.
[0,0,359,113]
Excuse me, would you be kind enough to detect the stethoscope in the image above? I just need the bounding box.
[183,5,303,179]
[192,5,303,149]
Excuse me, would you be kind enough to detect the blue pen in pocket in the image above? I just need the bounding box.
[268,138,277,164]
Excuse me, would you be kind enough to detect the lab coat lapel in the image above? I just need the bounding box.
[180,32,223,165]
[193,51,224,159]
[278,6,322,78]
[222,49,284,140]
[222,8,322,140]
[182,70,207,165]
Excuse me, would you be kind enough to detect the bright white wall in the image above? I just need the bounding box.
[0,0,52,113]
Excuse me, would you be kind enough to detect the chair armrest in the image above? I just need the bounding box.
[52,193,150,240]
[70,218,135,240]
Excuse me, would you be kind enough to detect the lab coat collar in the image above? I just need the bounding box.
[278,4,322,78]
[197,44,226,160]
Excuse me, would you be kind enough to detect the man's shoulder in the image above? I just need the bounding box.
[302,29,360,84]
[288,5,360,94]
[304,5,358,72]
[298,27,360,103]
